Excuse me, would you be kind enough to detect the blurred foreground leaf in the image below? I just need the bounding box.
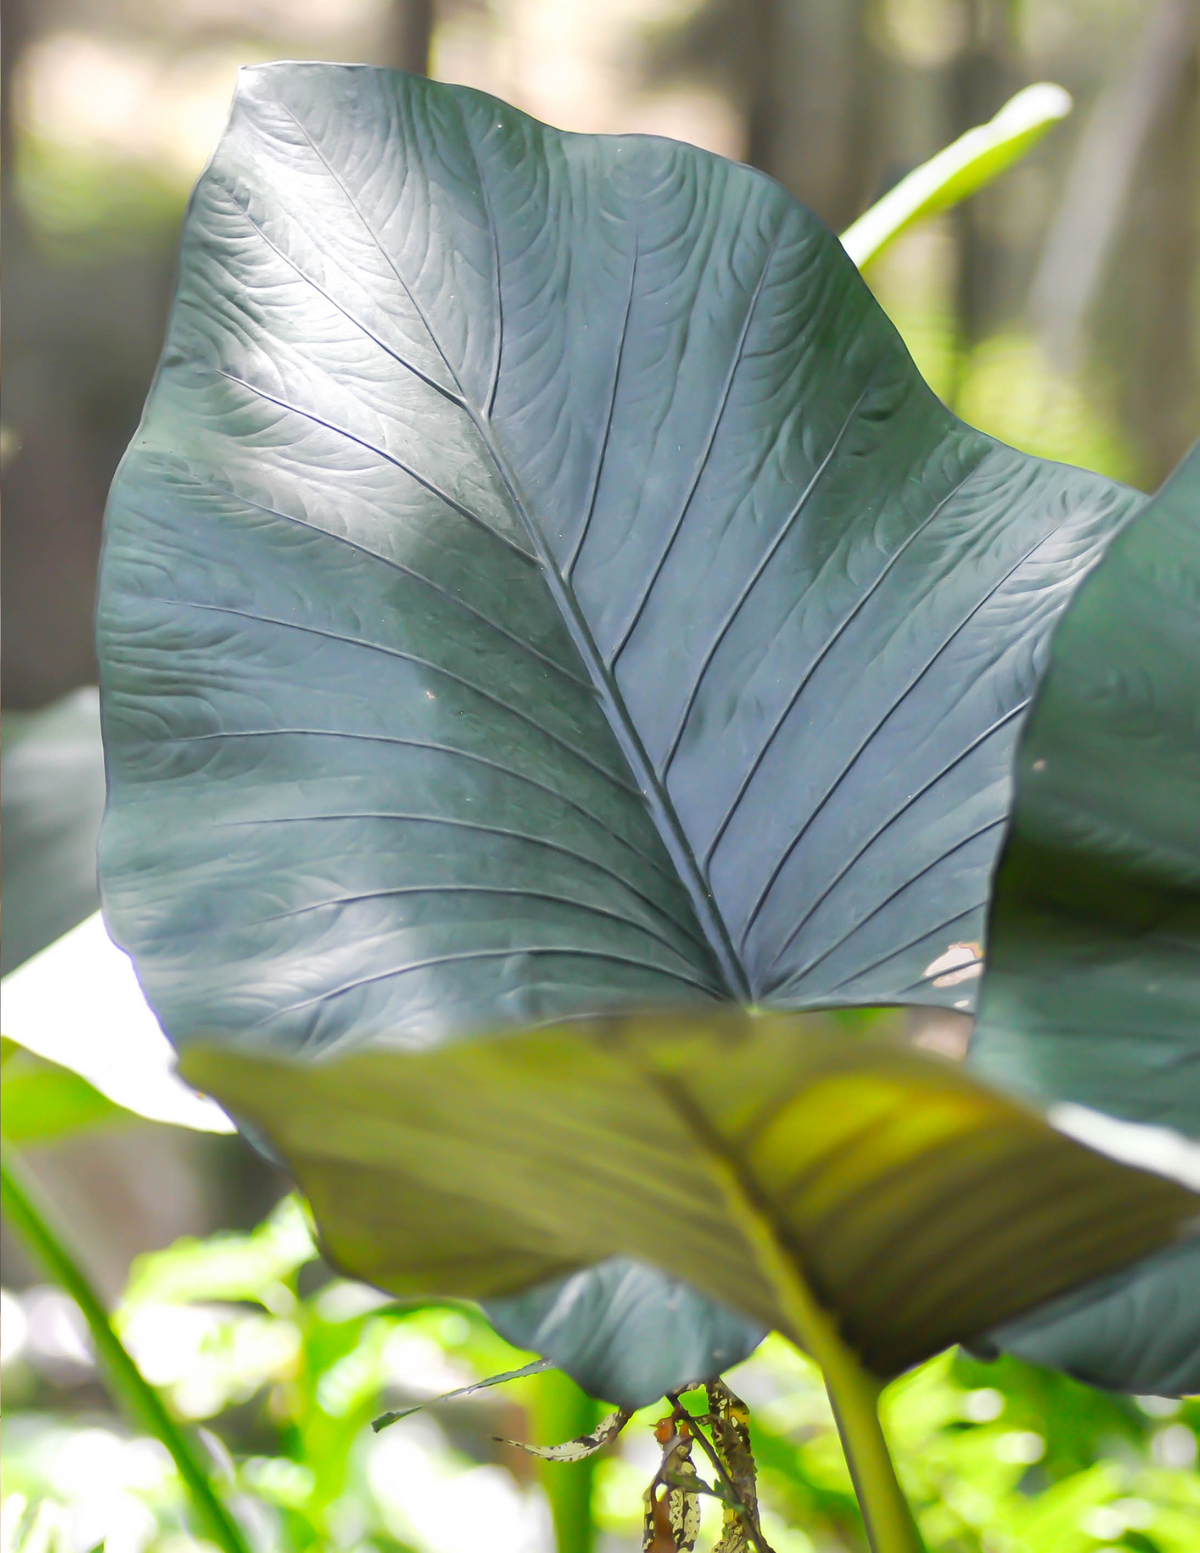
[181,1010,1200,1407]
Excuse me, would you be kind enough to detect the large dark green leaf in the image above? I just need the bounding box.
[97,64,1143,1398]
[181,1011,1200,1408]
[970,445,1200,1394]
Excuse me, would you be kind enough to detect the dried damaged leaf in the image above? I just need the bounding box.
[499,1405,631,1462]
[707,1380,761,1553]
[644,1416,704,1553]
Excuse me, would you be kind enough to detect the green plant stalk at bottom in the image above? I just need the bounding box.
[0,1142,254,1553]
[531,1366,605,1553]
[704,1151,925,1553]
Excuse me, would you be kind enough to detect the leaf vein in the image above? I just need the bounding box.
[206,368,538,564]
[171,725,688,902]
[702,461,985,874]
[736,514,1076,952]
[154,599,641,797]
[608,219,785,668]
[269,945,721,1019]
[174,473,592,690]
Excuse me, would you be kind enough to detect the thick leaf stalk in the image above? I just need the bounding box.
[0,1143,254,1553]
[700,1149,925,1553]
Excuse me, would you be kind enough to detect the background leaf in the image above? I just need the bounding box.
[181,1010,1200,1408]
[485,1260,765,1410]
[969,444,1200,1394]
[1,690,106,976]
[840,83,1073,270]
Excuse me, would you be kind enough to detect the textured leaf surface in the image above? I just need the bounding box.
[97,64,1145,1398]
[971,445,1200,1392]
[180,1011,1200,1408]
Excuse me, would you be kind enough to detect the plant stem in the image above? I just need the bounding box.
[0,1143,254,1553]
[530,1366,603,1553]
[703,1153,925,1553]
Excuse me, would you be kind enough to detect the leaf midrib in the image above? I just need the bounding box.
[265,85,749,1000]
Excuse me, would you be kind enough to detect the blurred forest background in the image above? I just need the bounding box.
[2,2,1198,1551]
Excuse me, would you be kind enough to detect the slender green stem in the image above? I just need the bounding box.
[0,1142,254,1553]
[702,1152,925,1553]
[530,1366,603,1553]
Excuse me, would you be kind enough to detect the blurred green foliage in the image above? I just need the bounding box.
[3,1195,1196,1552]
[865,243,1142,487]
[14,137,187,260]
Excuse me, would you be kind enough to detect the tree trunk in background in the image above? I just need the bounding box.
[1,0,27,211]
[1102,37,1200,486]
[745,0,880,233]
[1029,0,1199,487]
[1030,0,1197,376]
[382,0,435,76]
[951,0,1016,345]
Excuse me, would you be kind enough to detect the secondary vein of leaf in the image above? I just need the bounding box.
[737,510,1077,956]
[251,882,708,964]
[564,235,639,580]
[607,218,785,671]
[175,472,594,690]
[207,367,539,565]
[700,456,986,878]
[659,376,874,780]
[212,809,713,950]
[213,179,469,411]
[169,726,682,894]
[777,821,1003,998]
[765,700,1028,984]
[263,945,722,1020]
[823,901,988,998]
[154,597,638,797]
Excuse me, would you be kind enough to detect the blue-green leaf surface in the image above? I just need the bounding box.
[971,446,1200,1394]
[485,1260,764,1406]
[97,65,1144,1400]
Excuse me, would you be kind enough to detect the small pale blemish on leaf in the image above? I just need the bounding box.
[923,941,984,987]
[1032,758,1047,772]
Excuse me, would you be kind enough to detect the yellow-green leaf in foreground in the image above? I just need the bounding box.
[181,1010,1199,1393]
[0,1036,127,1145]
